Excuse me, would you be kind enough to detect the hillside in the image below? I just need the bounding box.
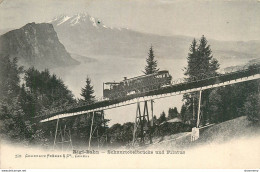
[0,22,79,69]
[145,116,260,149]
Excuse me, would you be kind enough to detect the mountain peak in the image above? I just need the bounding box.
[0,22,79,69]
[50,13,113,29]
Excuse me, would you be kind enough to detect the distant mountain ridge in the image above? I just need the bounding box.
[0,22,79,69]
[223,58,260,73]
[50,13,260,63]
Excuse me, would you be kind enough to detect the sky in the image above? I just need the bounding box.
[1,0,259,125]
[0,0,260,41]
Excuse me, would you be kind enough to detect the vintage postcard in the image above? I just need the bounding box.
[0,0,259,170]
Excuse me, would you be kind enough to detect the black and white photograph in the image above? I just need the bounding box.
[0,0,259,170]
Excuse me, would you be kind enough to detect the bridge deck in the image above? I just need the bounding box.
[39,66,260,123]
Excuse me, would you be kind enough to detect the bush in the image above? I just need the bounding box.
[153,122,192,137]
[243,93,260,124]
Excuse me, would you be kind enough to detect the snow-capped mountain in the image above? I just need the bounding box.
[49,13,260,63]
[50,13,110,29]
[49,13,199,59]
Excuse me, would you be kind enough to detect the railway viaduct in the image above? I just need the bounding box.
[36,64,260,150]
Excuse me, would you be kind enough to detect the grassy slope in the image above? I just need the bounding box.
[145,116,260,149]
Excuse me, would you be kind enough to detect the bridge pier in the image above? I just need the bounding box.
[53,118,73,151]
[132,100,154,146]
[191,90,202,142]
[88,110,105,149]
[196,90,202,128]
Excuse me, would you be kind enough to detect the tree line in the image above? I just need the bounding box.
[144,36,259,128]
[0,35,259,148]
[0,56,107,146]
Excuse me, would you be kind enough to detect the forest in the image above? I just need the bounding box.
[0,35,259,148]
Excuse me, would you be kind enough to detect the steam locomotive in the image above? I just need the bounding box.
[103,70,172,100]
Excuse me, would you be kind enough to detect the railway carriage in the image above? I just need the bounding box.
[103,70,172,99]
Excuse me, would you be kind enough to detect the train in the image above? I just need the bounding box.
[103,70,172,100]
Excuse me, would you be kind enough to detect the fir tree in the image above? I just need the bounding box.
[80,76,95,103]
[0,56,23,99]
[183,35,220,126]
[0,55,31,141]
[185,36,219,79]
[158,111,166,124]
[184,39,198,80]
[144,46,159,75]
[242,91,260,124]
[168,107,178,119]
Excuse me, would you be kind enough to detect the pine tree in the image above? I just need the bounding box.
[184,39,198,80]
[185,36,219,79]
[144,46,159,75]
[243,91,260,124]
[158,111,166,124]
[197,35,219,77]
[80,76,95,104]
[168,107,178,119]
[183,36,220,126]
[0,56,23,99]
[182,39,199,125]
[0,55,31,142]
